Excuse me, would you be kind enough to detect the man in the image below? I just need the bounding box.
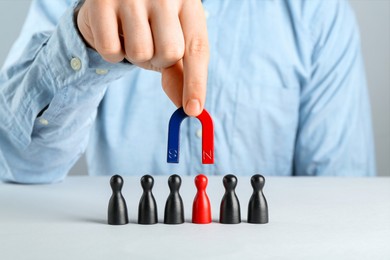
[0,0,375,183]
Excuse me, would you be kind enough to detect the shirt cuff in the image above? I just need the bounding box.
[47,3,132,87]
[6,4,133,148]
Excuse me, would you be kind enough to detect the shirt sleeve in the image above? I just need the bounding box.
[293,0,376,176]
[0,0,133,183]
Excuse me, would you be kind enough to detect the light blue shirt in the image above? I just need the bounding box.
[0,0,375,183]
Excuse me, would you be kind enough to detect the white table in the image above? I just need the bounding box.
[1,176,389,260]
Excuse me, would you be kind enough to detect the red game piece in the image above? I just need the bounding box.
[192,174,212,224]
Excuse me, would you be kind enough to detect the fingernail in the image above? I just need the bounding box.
[186,99,201,116]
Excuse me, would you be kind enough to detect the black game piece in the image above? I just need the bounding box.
[138,175,158,224]
[108,175,129,225]
[164,174,185,224]
[248,174,269,224]
[219,174,241,224]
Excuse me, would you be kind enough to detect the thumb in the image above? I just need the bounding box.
[161,61,184,109]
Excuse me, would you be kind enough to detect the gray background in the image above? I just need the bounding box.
[0,0,389,176]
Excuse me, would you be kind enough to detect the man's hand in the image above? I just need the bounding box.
[76,0,209,116]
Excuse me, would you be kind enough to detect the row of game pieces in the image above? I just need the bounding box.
[108,174,268,225]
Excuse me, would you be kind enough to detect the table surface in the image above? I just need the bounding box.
[1,176,389,260]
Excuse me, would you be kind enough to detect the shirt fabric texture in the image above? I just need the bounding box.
[0,0,376,183]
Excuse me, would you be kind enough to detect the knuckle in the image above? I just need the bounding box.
[97,42,121,57]
[160,44,184,64]
[126,46,153,63]
[101,54,124,63]
[187,38,209,57]
[100,53,124,63]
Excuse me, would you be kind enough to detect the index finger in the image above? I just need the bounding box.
[179,0,209,117]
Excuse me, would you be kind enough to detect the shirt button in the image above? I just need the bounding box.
[39,118,49,125]
[196,128,202,138]
[70,57,82,71]
[95,69,108,75]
